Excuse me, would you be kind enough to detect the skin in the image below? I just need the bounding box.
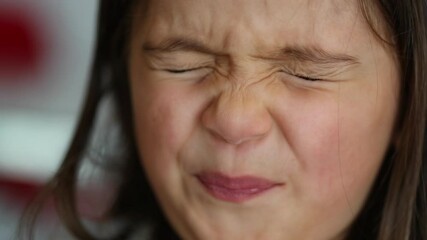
[128,0,400,239]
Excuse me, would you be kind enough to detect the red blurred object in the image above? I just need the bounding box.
[0,7,44,79]
[0,176,40,201]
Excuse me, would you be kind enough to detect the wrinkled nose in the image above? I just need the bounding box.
[202,91,272,145]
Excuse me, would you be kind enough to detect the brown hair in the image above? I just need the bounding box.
[20,0,427,239]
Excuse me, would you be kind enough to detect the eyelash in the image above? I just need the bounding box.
[164,68,323,82]
[292,74,322,81]
[165,67,206,73]
[279,69,323,82]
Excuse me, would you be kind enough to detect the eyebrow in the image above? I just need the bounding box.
[274,45,360,66]
[143,37,223,55]
[142,37,360,67]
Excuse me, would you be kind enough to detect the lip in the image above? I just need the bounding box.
[196,172,282,203]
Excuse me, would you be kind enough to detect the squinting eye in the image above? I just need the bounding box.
[293,74,322,81]
[280,69,323,82]
[165,67,206,74]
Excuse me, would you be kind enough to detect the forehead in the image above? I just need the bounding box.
[134,0,370,55]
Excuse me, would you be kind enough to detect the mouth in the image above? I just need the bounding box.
[195,171,283,203]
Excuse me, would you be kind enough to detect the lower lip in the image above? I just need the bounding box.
[196,174,280,203]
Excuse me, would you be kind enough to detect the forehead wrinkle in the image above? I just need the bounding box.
[151,0,286,53]
[141,0,369,64]
[149,0,242,52]
[144,1,205,38]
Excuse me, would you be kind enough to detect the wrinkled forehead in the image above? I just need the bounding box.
[142,0,358,24]
[132,0,376,54]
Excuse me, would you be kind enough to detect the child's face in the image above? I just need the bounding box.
[129,0,399,239]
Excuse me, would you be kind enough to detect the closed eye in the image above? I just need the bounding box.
[293,74,323,81]
[165,67,207,74]
[279,69,324,82]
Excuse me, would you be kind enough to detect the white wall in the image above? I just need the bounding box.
[0,0,98,182]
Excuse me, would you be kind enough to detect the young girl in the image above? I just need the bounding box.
[22,0,427,239]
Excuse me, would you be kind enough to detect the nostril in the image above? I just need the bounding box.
[212,129,269,145]
[207,128,247,145]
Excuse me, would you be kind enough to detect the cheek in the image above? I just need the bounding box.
[132,89,182,171]
[130,79,207,183]
[335,93,394,193]
[284,99,343,198]
[279,87,391,208]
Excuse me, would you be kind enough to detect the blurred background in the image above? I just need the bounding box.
[0,0,98,238]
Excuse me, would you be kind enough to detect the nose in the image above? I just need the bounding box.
[202,90,272,145]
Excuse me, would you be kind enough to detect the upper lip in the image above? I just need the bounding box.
[196,171,282,190]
